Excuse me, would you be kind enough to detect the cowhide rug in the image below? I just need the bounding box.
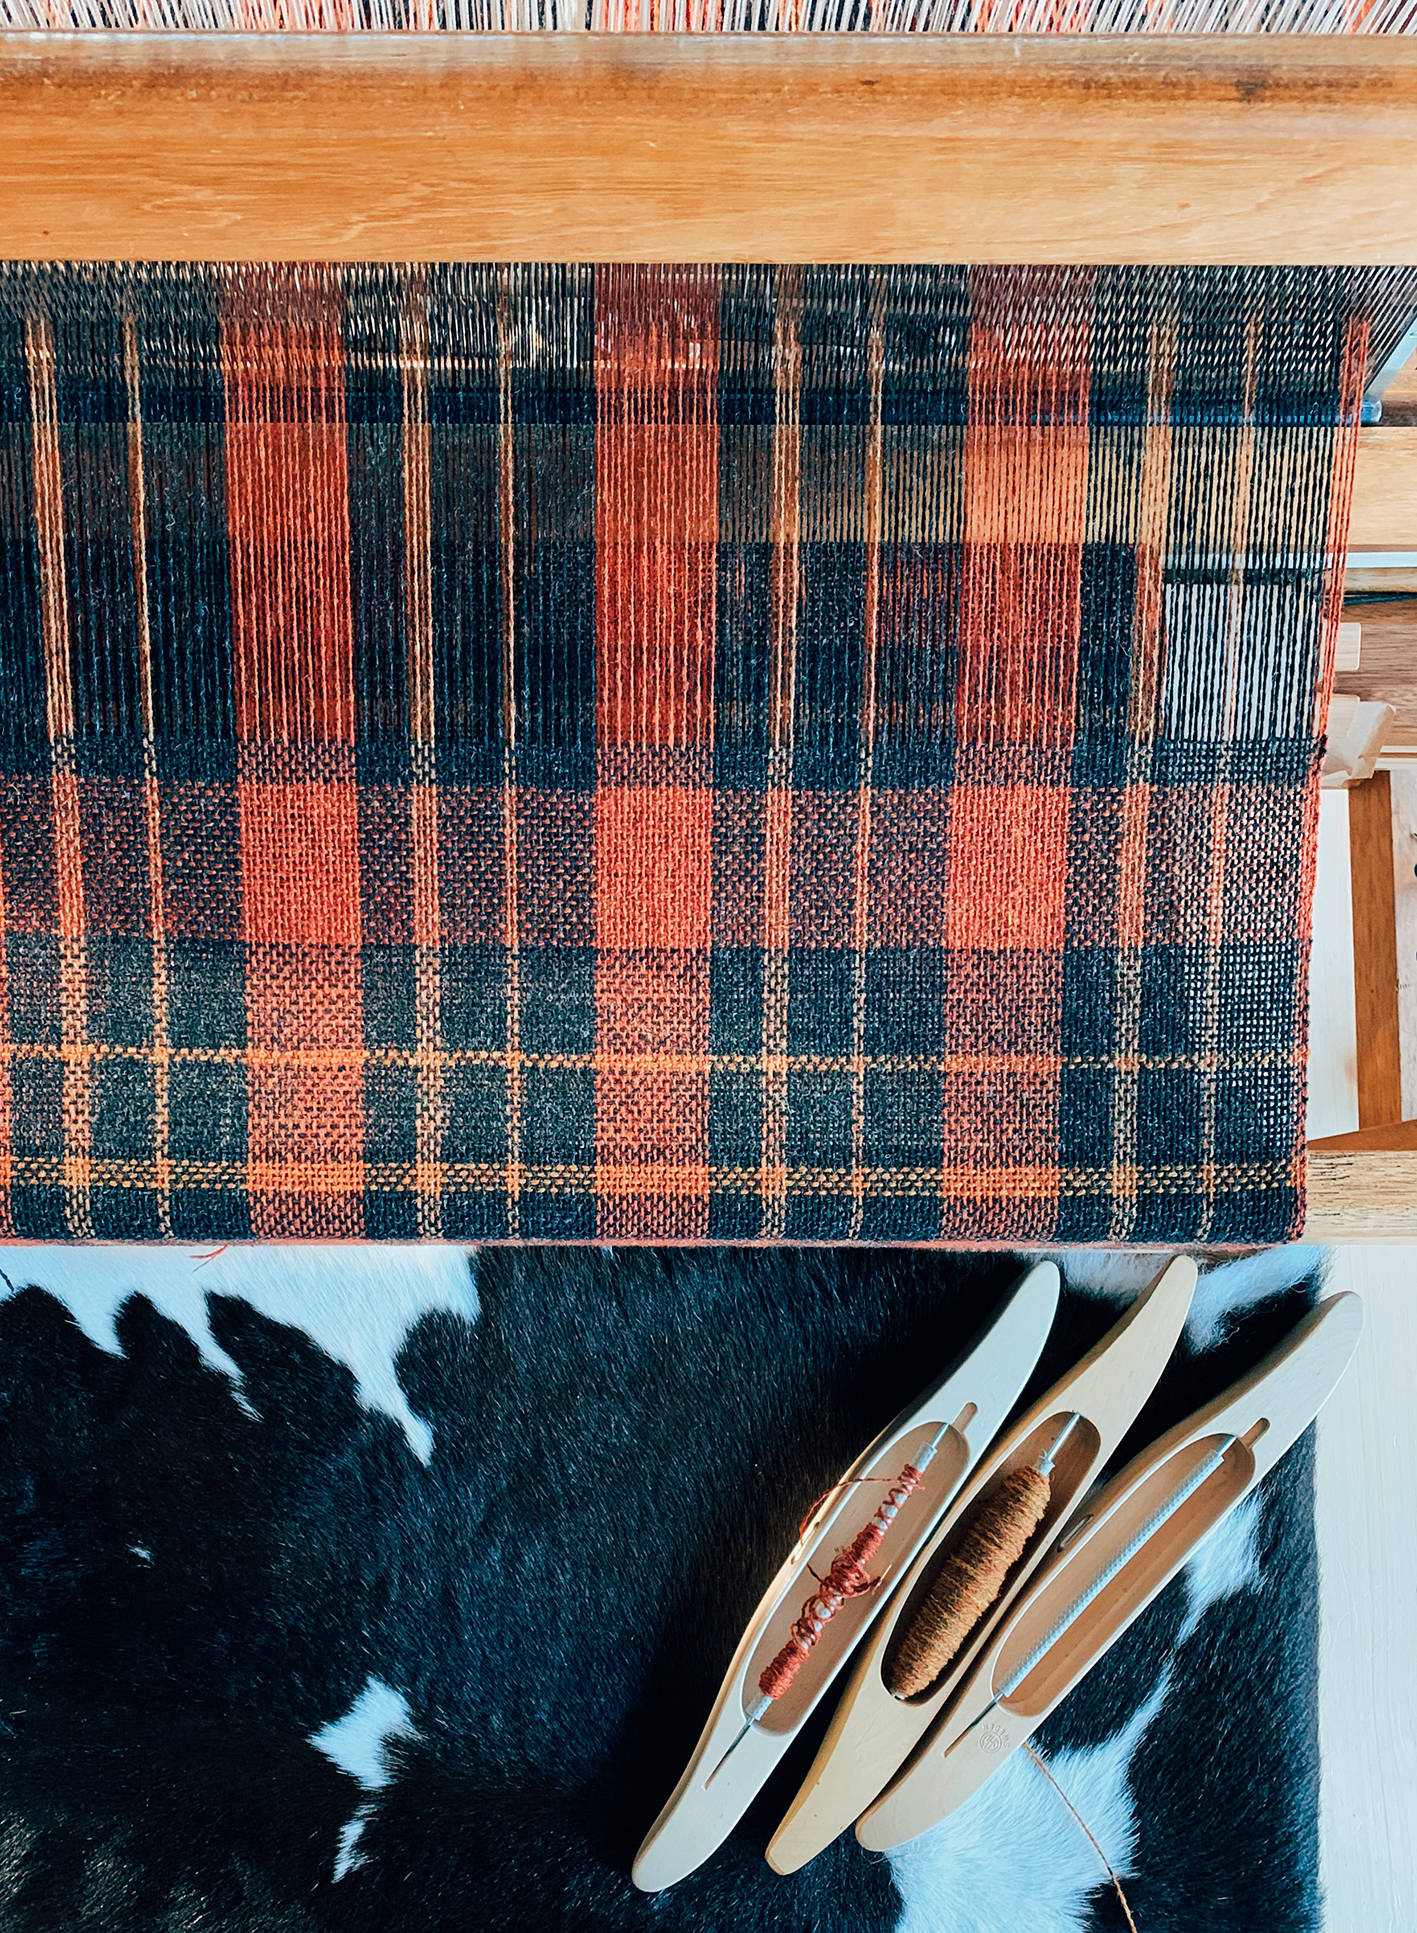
[0,1243,1324,1933]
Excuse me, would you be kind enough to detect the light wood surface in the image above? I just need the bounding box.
[1309,1119,1417,1153]
[1350,429,1417,554]
[5,34,1417,262]
[1308,790,1360,1144]
[765,1257,1196,1877]
[1373,342,1417,425]
[856,1292,1365,1851]
[1339,600,1417,743]
[1389,769,1417,1116]
[630,1261,1060,1894]
[1303,787,1417,1232]
[1317,1249,1417,1933]
[1346,568,1417,596]
[1303,1149,1417,1237]
[1324,695,1395,789]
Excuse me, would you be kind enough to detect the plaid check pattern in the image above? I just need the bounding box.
[0,262,1411,1245]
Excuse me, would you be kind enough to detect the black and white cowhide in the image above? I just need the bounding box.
[0,1243,1324,1933]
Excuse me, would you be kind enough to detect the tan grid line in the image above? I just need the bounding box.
[760,272,801,1240]
[0,1041,1306,1075]
[847,308,885,1241]
[497,273,525,1235]
[404,269,445,1240]
[0,1154,1296,1199]
[125,315,174,1241]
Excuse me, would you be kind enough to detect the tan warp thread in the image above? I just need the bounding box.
[886,1464,1051,1699]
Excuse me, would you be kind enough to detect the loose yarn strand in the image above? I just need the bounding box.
[757,1468,916,1699]
[1024,1742,1141,1933]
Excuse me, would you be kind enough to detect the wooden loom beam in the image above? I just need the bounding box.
[1347,773,1404,1131]
[3,32,1417,263]
[1304,771,1416,1240]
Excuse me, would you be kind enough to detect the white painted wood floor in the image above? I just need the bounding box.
[1318,1249,1417,1933]
[1309,796,1417,1932]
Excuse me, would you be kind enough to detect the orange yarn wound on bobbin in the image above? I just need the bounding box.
[757,1464,924,1702]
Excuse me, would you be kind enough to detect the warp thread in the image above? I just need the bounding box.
[1,262,1411,1249]
[4,0,1416,35]
[887,1465,1051,1699]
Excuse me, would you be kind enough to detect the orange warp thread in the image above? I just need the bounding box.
[757,1465,923,1703]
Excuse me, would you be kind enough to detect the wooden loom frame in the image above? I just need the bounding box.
[0,34,1416,263]
[2,28,1415,1238]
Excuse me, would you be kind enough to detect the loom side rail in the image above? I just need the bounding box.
[3,32,1417,263]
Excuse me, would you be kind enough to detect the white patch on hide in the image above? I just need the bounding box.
[0,1243,478,1461]
[1031,1247,1325,1349]
[311,1677,414,1790]
[331,1807,375,1884]
[1184,1247,1324,1349]
[310,1676,418,1881]
[1179,1488,1262,1642]
[1037,1249,1174,1303]
[889,1674,1170,1933]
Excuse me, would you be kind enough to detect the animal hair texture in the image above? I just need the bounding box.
[0,1241,1323,1930]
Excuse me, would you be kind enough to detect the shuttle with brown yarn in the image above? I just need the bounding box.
[767,1255,1196,1875]
[856,1290,1363,1850]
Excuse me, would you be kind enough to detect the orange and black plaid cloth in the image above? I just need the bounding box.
[1,263,1412,1245]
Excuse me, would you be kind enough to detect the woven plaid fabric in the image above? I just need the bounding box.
[0,263,1412,1245]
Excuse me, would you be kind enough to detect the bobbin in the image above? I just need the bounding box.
[856,1289,1364,1849]
[767,1254,1197,1876]
[630,1259,1061,1894]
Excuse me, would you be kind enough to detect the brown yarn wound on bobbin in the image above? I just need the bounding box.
[886,1465,1052,1699]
